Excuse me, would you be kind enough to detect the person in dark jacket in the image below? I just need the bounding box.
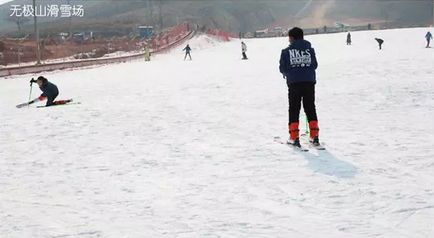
[375,38,384,50]
[241,41,248,60]
[426,31,433,48]
[279,27,320,147]
[183,44,192,60]
[29,76,69,106]
[346,32,352,45]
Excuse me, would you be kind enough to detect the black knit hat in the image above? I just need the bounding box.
[37,76,47,82]
[288,27,304,40]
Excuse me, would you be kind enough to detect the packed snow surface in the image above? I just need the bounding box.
[1,28,434,238]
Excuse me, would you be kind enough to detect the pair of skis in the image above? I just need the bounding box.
[16,99,79,109]
[274,136,325,152]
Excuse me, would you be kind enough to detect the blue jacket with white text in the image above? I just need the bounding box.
[279,39,318,85]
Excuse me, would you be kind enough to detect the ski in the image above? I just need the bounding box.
[16,102,33,108]
[37,102,81,108]
[300,134,326,150]
[274,136,309,152]
[308,143,326,151]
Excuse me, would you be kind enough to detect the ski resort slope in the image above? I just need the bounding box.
[1,28,434,238]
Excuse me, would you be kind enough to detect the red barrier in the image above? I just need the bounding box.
[0,30,195,77]
[206,28,235,42]
[152,22,190,52]
[0,22,195,77]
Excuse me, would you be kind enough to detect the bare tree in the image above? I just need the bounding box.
[67,0,72,38]
[9,15,30,33]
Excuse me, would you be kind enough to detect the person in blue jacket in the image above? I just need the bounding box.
[279,27,320,147]
[426,31,433,48]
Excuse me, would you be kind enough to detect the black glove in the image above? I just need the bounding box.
[30,78,36,84]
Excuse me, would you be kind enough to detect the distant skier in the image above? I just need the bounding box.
[17,76,71,108]
[144,45,151,61]
[183,44,192,60]
[425,31,433,48]
[375,38,384,50]
[241,41,248,60]
[346,32,352,45]
[279,27,321,147]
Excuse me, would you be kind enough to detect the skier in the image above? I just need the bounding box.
[279,27,320,147]
[425,31,433,48]
[241,41,248,60]
[346,32,352,45]
[375,38,384,50]
[183,44,192,60]
[144,45,151,61]
[26,76,70,107]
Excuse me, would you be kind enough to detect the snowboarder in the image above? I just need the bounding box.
[279,27,320,147]
[375,38,384,50]
[144,45,151,61]
[241,41,248,60]
[425,31,432,48]
[183,44,192,60]
[346,32,352,45]
[21,76,71,107]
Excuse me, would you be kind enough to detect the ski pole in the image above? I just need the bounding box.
[28,81,33,108]
[305,115,309,135]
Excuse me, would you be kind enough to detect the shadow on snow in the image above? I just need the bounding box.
[301,149,358,179]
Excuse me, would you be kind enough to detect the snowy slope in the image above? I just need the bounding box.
[1,28,434,238]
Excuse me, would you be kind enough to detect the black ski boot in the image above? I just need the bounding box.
[287,138,302,148]
[310,136,321,147]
